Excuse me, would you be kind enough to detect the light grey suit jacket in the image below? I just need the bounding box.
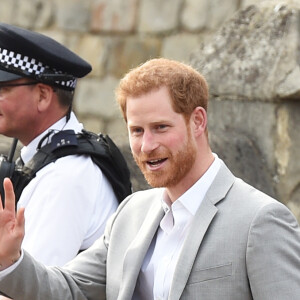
[1,161,300,299]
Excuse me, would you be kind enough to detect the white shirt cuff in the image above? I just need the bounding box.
[0,250,24,279]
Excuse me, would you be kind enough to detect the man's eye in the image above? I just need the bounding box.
[0,86,8,93]
[130,128,143,135]
[157,125,168,130]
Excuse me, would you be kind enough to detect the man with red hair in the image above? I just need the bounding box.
[0,58,300,299]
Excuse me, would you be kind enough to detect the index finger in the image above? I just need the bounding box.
[3,178,16,212]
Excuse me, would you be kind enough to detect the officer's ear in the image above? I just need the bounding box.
[36,83,54,112]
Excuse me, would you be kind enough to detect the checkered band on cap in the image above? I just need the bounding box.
[0,47,77,89]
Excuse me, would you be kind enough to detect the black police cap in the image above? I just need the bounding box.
[0,23,92,90]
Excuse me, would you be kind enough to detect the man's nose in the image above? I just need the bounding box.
[141,130,159,153]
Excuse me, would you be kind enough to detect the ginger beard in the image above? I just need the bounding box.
[133,127,197,188]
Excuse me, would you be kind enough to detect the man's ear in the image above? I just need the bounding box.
[36,83,54,112]
[190,106,207,137]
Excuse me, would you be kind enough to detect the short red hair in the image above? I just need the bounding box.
[115,58,209,122]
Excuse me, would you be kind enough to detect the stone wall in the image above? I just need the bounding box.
[0,0,300,221]
[191,0,300,220]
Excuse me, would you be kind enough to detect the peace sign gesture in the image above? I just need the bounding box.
[0,178,24,271]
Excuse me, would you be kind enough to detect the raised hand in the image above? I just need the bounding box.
[0,178,25,271]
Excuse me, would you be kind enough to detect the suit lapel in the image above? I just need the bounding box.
[118,196,165,300]
[169,161,235,300]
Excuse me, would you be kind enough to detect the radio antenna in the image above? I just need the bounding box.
[7,138,18,162]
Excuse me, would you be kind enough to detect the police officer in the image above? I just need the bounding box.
[0,23,118,270]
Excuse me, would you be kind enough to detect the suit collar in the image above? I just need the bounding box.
[169,160,235,299]
[118,160,235,300]
[205,159,236,205]
[163,153,222,216]
[119,194,164,299]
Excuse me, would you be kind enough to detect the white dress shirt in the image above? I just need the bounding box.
[16,112,118,266]
[133,154,221,300]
